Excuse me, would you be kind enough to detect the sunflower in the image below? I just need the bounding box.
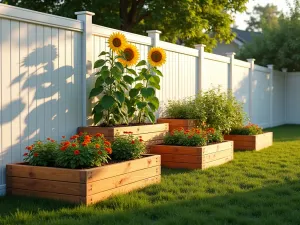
[118,44,140,67]
[108,32,127,52]
[148,47,167,67]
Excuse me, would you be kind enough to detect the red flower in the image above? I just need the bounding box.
[47,137,51,141]
[51,140,55,143]
[62,136,66,139]
[33,153,39,157]
[98,150,102,155]
[71,143,77,147]
[95,144,100,149]
[105,147,112,154]
[95,133,103,137]
[131,140,135,144]
[74,150,80,155]
[23,153,28,156]
[78,132,84,136]
[139,139,143,142]
[26,146,33,151]
[82,142,88,147]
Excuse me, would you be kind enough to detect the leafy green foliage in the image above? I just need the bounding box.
[23,139,58,167]
[127,65,162,124]
[238,1,300,71]
[196,89,247,134]
[5,0,247,51]
[111,132,145,160]
[245,3,280,32]
[230,123,263,135]
[163,88,246,133]
[90,51,129,126]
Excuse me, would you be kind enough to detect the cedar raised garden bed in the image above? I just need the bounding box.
[78,123,169,147]
[157,118,198,133]
[6,154,161,205]
[149,141,233,170]
[224,132,273,151]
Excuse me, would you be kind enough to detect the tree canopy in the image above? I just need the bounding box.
[245,4,280,32]
[238,1,300,71]
[2,0,248,51]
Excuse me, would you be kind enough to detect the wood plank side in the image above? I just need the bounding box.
[162,161,202,170]
[202,141,233,155]
[87,175,161,205]
[78,123,169,136]
[203,149,233,163]
[161,154,202,164]
[224,135,256,141]
[84,155,161,183]
[202,155,233,169]
[86,166,160,195]
[6,177,83,196]
[255,132,273,150]
[9,188,83,204]
[157,119,197,127]
[150,145,203,155]
[6,164,84,183]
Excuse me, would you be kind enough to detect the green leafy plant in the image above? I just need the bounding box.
[196,88,247,134]
[163,98,198,119]
[230,123,263,135]
[23,138,58,167]
[111,132,146,160]
[164,128,208,147]
[206,128,224,143]
[55,133,112,169]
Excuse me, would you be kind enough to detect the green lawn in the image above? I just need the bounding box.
[1,125,300,225]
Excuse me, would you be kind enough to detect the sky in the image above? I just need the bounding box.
[235,0,290,30]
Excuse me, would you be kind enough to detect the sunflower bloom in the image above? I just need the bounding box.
[148,47,166,67]
[118,43,140,67]
[108,32,127,52]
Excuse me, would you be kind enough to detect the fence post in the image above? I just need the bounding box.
[226,52,235,92]
[282,68,288,123]
[75,11,95,126]
[247,59,255,122]
[267,64,274,127]
[195,44,206,93]
[147,30,161,47]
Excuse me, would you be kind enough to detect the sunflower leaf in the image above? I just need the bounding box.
[136,60,147,67]
[100,95,116,109]
[123,75,135,85]
[94,59,107,69]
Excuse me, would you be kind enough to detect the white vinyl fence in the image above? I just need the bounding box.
[0,4,297,195]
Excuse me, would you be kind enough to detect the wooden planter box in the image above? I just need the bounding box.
[149,141,233,170]
[78,123,169,147]
[6,154,161,205]
[224,132,273,151]
[157,118,198,133]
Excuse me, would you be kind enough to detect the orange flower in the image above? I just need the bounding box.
[82,142,88,147]
[104,141,111,146]
[78,132,83,136]
[47,138,51,141]
[95,144,100,149]
[98,150,102,155]
[33,153,39,157]
[37,141,42,145]
[27,146,33,151]
[71,143,77,147]
[23,153,28,156]
[51,140,55,143]
[60,146,67,151]
[62,136,66,139]
[105,147,112,154]
[74,150,80,155]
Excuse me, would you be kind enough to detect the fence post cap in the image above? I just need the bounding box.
[194,44,206,49]
[75,11,95,16]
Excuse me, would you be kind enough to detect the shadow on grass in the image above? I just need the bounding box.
[265,125,300,142]
[1,180,300,225]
